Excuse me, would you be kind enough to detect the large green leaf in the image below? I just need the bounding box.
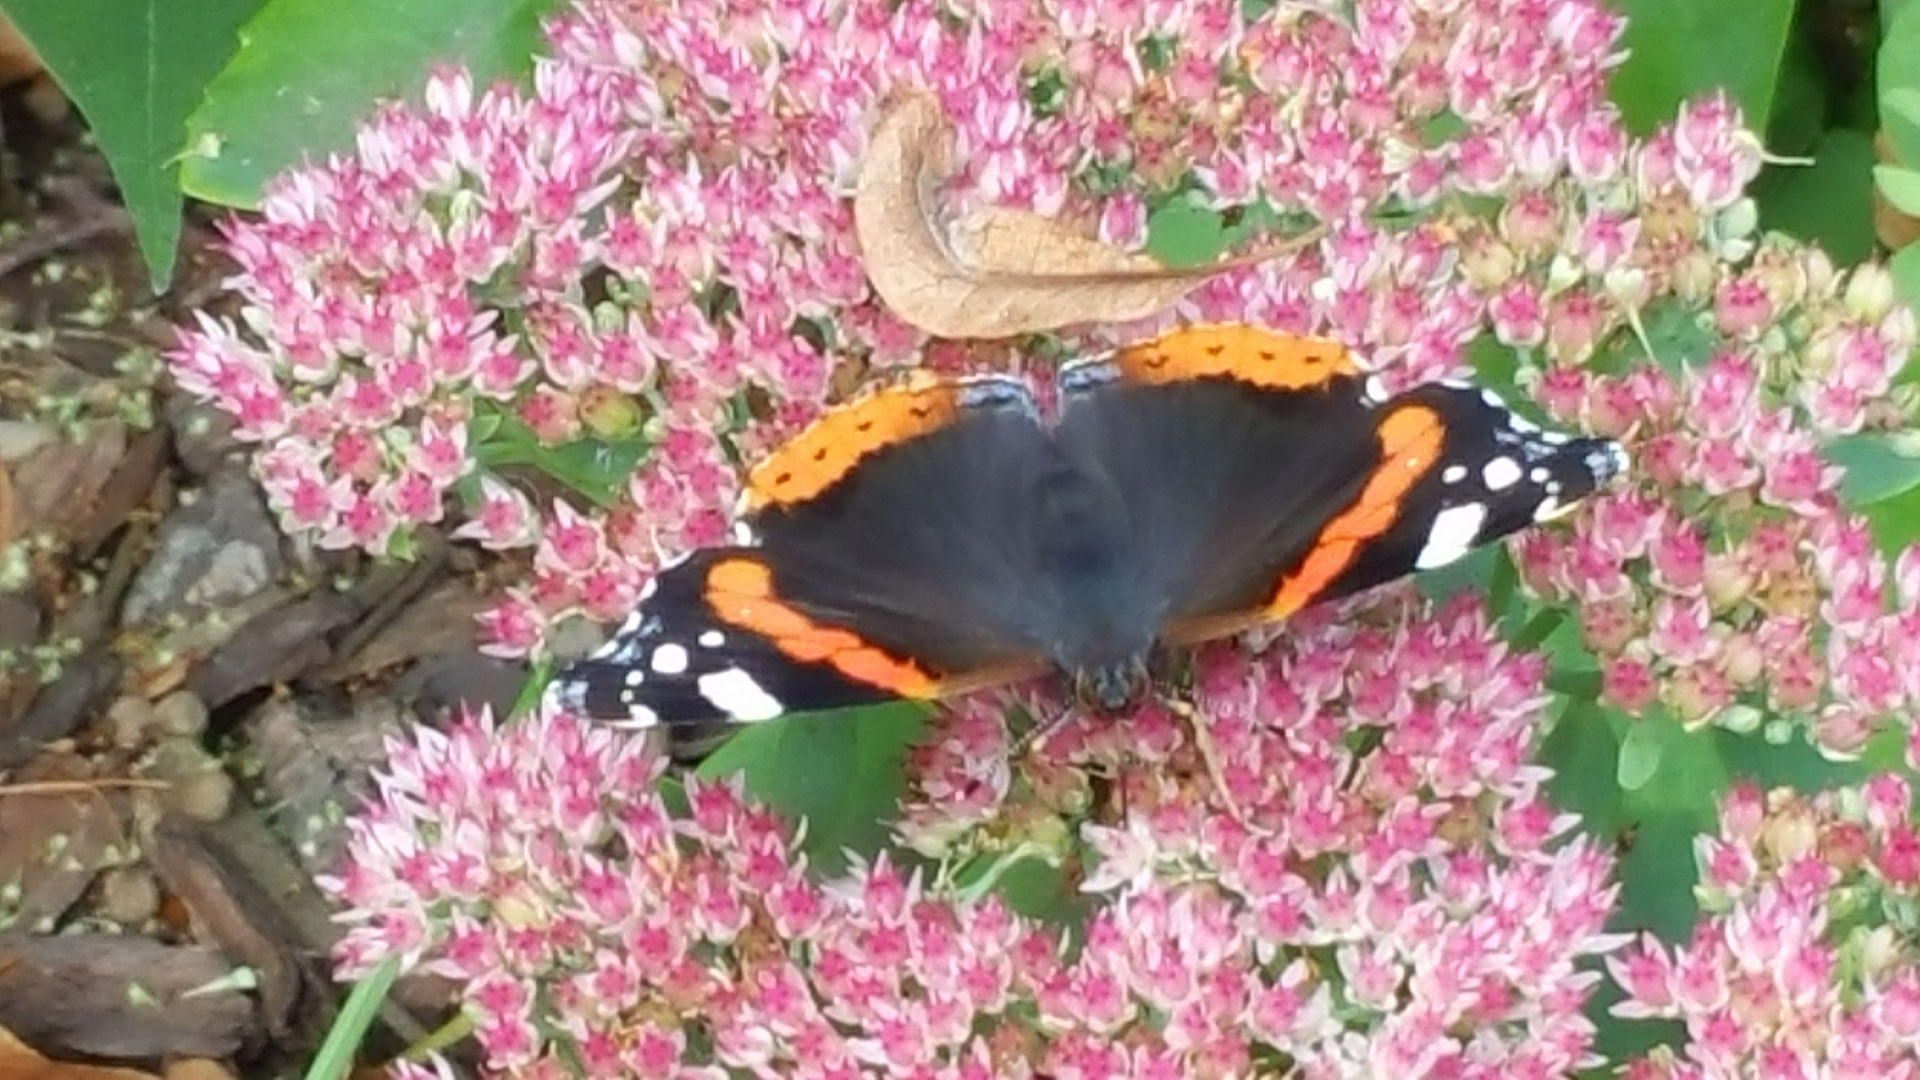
[0,0,263,287]
[1824,430,1920,508]
[695,703,930,874]
[1594,297,1722,376]
[1893,244,1920,321]
[1863,477,1920,552]
[1145,201,1229,268]
[179,0,552,207]
[961,850,1091,926]
[1545,700,1725,939]
[1712,727,1867,792]
[1606,0,1795,136]
[1752,129,1877,265]
[1880,3,1920,164]
[1762,27,1826,158]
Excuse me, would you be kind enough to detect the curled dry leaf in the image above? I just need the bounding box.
[853,89,1311,339]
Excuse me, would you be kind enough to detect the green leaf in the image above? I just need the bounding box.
[695,703,930,874]
[1615,711,1679,792]
[1711,727,1868,792]
[472,413,650,508]
[1824,430,1920,507]
[1892,244,1920,320]
[179,0,553,207]
[956,850,1090,926]
[1544,702,1692,1068]
[1880,3,1920,164]
[1885,87,1920,164]
[1762,30,1826,159]
[1876,165,1920,216]
[1752,129,1877,264]
[1606,0,1794,136]
[1543,699,1627,834]
[1892,0,1920,37]
[1618,706,1729,815]
[1863,478,1920,553]
[1599,297,1720,376]
[1613,707,1725,938]
[1145,201,1229,268]
[0,0,263,288]
[1464,334,1523,393]
[1414,543,1499,606]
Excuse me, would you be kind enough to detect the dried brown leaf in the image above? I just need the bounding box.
[0,11,43,87]
[854,90,1289,338]
[0,460,13,546]
[161,1060,235,1080]
[148,818,313,1039]
[0,754,130,928]
[0,934,255,1060]
[1875,131,1920,252]
[0,1026,157,1080]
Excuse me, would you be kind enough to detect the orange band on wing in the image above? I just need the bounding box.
[1266,404,1445,618]
[1106,323,1361,390]
[741,373,966,514]
[703,556,941,697]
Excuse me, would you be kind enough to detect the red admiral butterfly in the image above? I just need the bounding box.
[545,324,1627,727]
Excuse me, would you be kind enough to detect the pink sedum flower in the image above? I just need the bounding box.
[1610,781,1920,1078]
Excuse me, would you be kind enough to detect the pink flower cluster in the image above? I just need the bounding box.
[328,595,1625,1077]
[1514,253,1920,753]
[324,707,1056,1078]
[902,592,1625,1077]
[1608,744,1920,1077]
[169,64,640,555]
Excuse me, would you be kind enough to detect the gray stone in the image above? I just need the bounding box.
[121,461,286,628]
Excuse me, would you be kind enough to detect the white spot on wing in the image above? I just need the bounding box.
[1416,502,1489,570]
[1442,464,1468,484]
[624,669,646,686]
[699,630,725,648]
[1534,495,1569,522]
[1482,457,1523,491]
[614,704,659,729]
[698,668,785,722]
[651,643,690,675]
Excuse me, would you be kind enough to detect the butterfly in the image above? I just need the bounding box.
[544,324,1627,730]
